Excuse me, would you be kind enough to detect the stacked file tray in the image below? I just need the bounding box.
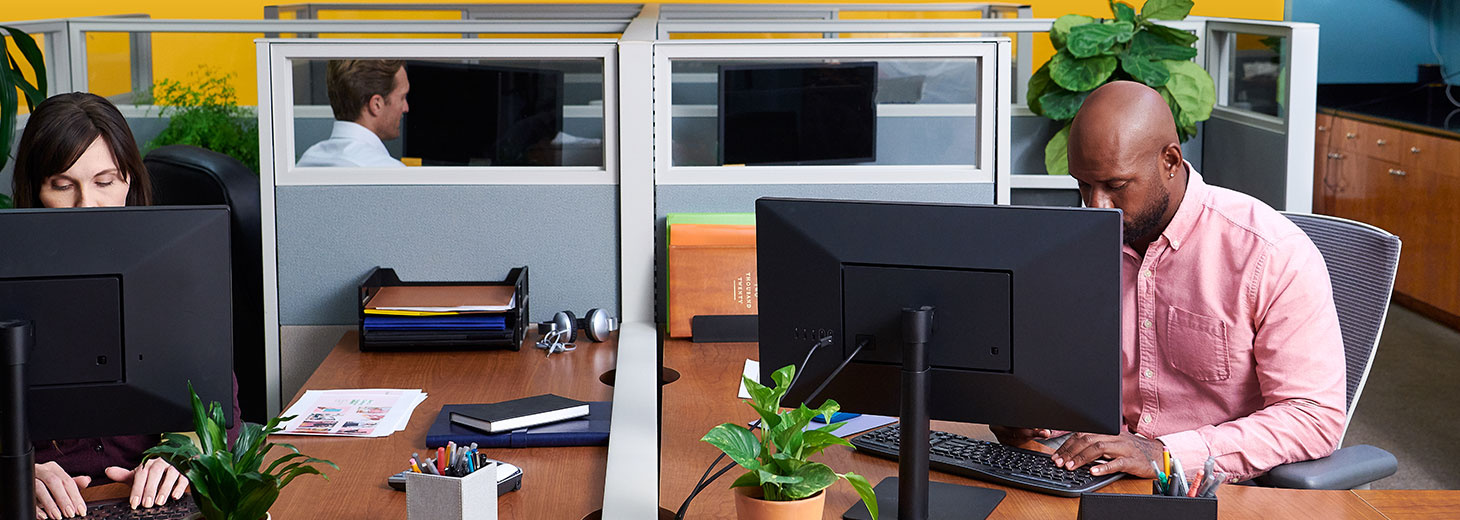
[357,266,528,351]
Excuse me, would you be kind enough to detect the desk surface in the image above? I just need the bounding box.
[658,338,1437,520]
[267,331,617,519]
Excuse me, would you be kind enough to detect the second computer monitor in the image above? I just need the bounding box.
[756,198,1123,435]
[403,60,565,166]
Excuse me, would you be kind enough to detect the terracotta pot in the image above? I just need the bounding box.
[732,487,826,520]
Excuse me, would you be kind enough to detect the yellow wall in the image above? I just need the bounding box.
[6,1,1283,104]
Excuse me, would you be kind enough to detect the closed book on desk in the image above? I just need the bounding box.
[667,223,757,338]
[448,394,589,433]
[429,401,611,448]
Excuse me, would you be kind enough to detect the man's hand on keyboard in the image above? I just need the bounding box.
[989,426,1057,451]
[1050,432,1163,478]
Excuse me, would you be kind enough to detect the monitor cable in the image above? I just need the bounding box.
[674,335,871,520]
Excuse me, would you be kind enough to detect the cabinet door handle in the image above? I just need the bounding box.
[1346,132,1358,139]
[1318,125,1328,132]
[1376,139,1388,146]
[1327,152,1345,159]
[1388,168,1408,176]
[1411,146,1422,154]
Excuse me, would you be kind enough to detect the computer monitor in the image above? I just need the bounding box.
[0,206,235,438]
[402,60,565,166]
[718,62,878,166]
[756,198,1123,519]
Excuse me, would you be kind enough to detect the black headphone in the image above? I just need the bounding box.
[536,308,618,343]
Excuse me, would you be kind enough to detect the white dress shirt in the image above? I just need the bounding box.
[296,121,406,168]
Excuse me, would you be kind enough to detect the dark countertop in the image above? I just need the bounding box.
[1319,83,1460,140]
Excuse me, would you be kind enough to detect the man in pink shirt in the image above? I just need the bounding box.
[994,81,1347,483]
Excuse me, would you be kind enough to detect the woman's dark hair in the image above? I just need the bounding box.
[11,92,152,208]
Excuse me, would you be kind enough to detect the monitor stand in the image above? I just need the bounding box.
[842,306,1006,520]
[1,320,36,520]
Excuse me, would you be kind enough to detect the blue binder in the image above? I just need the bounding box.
[426,401,611,448]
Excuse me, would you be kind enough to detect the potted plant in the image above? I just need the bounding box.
[701,364,879,519]
[1027,0,1216,174]
[140,66,261,174]
[145,383,336,520]
[0,25,48,209]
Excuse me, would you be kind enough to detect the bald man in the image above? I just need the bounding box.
[994,81,1347,484]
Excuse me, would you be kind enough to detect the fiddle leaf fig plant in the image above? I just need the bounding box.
[701,364,879,519]
[145,382,336,520]
[1029,0,1215,174]
[1,25,49,209]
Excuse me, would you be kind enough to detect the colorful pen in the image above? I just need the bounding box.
[436,447,447,474]
[1171,456,1187,497]
[409,458,421,473]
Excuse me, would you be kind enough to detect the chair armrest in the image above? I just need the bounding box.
[1257,445,1397,489]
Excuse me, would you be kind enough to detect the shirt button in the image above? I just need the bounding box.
[93,444,104,453]
[1142,319,1153,329]
[1142,414,1153,424]
[1143,368,1155,378]
[1143,269,1153,278]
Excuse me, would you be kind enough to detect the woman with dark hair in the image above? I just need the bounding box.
[11,92,238,520]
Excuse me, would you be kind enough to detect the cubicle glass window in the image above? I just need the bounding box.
[667,57,983,168]
[1218,32,1287,118]
[288,57,606,168]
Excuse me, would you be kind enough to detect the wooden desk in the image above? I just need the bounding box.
[658,339,1414,519]
[266,331,617,519]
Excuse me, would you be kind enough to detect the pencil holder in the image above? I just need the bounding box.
[406,463,498,520]
[1077,492,1216,520]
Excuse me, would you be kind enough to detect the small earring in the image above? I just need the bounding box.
[1169,172,1175,179]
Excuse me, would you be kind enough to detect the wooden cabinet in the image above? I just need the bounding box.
[1314,112,1460,326]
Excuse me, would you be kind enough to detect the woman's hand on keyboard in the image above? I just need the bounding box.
[104,458,189,509]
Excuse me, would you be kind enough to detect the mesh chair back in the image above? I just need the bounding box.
[1283,213,1401,431]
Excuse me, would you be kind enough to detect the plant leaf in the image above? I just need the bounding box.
[1129,30,1198,60]
[730,470,761,488]
[1050,14,1095,51]
[0,193,12,209]
[1049,51,1117,92]
[1163,59,1215,130]
[701,423,763,471]
[1067,22,1134,58]
[1145,23,1199,46]
[800,430,854,456]
[0,50,16,174]
[1038,88,1089,121]
[2,26,46,107]
[844,472,880,520]
[782,462,837,499]
[1119,52,1170,87]
[1026,62,1053,113]
[757,469,802,485]
[769,364,794,404]
[1111,1,1136,23]
[1140,0,1195,20]
[742,376,782,430]
[1045,125,1072,175]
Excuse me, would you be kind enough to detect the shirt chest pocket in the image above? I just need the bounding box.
[1162,305,1230,381]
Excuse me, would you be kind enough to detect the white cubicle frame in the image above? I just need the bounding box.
[261,40,621,186]
[650,39,1005,187]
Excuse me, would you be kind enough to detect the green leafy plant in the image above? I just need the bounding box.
[701,364,879,519]
[143,66,260,174]
[145,383,336,520]
[1,26,48,209]
[1028,0,1215,174]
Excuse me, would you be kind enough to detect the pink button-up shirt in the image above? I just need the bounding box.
[1124,167,1346,482]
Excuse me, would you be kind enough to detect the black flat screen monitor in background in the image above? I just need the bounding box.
[0,206,234,439]
[756,198,1122,519]
[719,62,878,166]
[402,60,565,166]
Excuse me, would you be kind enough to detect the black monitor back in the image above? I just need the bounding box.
[0,206,234,439]
[719,62,878,166]
[402,60,564,166]
[756,198,1122,435]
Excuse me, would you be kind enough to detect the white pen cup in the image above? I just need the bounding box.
[406,462,498,520]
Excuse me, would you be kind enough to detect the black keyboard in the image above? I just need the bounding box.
[81,495,200,520]
[849,425,1122,497]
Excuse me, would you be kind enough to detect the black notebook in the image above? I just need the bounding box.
[449,394,590,433]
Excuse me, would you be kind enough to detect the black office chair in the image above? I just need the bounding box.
[1257,212,1402,489]
[146,145,266,424]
